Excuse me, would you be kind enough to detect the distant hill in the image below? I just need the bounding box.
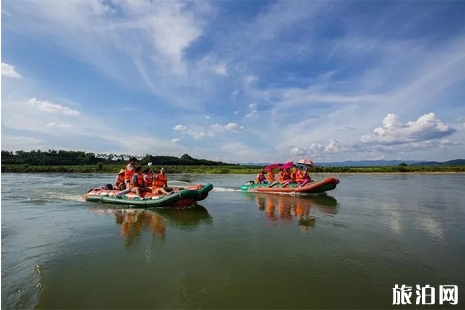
[240,162,268,166]
[316,160,422,167]
[409,159,465,166]
[239,159,465,167]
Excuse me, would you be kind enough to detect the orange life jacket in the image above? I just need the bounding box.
[256,173,265,182]
[278,171,286,182]
[130,172,144,188]
[290,171,297,181]
[144,173,153,185]
[115,174,125,188]
[296,171,304,182]
[124,163,135,180]
[266,171,275,182]
[152,173,167,188]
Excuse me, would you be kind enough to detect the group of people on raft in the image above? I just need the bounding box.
[111,157,173,199]
[255,165,312,187]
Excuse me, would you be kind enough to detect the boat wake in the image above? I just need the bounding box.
[39,191,85,202]
[212,187,241,192]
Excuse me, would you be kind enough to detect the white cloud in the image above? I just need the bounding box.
[212,63,229,76]
[173,124,187,131]
[189,131,206,140]
[46,122,71,129]
[29,98,81,116]
[325,139,343,153]
[2,94,187,156]
[246,104,258,118]
[171,138,181,143]
[224,123,245,132]
[366,138,462,153]
[2,0,215,110]
[198,55,229,76]
[171,122,246,141]
[172,124,206,139]
[288,139,344,159]
[210,122,245,133]
[360,113,456,145]
[1,63,21,78]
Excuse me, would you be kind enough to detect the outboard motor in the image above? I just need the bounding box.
[101,184,113,190]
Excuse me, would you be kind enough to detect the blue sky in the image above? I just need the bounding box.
[2,0,465,163]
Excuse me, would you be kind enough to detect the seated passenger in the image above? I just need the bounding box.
[284,168,291,180]
[130,166,152,199]
[282,166,298,187]
[299,167,312,186]
[255,171,267,184]
[295,167,305,187]
[113,169,126,190]
[143,168,154,186]
[267,169,279,187]
[277,168,287,183]
[152,167,173,195]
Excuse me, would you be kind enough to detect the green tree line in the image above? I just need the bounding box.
[1,150,236,167]
[2,150,465,174]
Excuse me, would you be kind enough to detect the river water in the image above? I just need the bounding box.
[1,173,464,309]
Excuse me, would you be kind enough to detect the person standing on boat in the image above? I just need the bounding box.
[124,157,138,190]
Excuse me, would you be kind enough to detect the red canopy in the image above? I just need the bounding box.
[264,163,280,171]
[279,161,294,169]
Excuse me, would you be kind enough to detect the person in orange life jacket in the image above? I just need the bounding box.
[143,168,154,186]
[293,166,308,187]
[267,168,280,187]
[277,168,287,183]
[282,166,298,187]
[152,167,173,195]
[266,169,275,183]
[299,167,312,186]
[124,157,138,190]
[255,170,267,184]
[130,166,151,199]
[284,168,291,180]
[113,169,126,190]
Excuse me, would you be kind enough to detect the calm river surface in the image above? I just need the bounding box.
[2,173,465,309]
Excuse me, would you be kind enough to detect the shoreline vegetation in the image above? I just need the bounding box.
[2,150,465,174]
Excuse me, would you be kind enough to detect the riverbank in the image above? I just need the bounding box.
[2,164,465,174]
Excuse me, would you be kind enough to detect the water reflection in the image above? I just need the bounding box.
[244,193,338,233]
[88,205,212,245]
[114,209,167,246]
